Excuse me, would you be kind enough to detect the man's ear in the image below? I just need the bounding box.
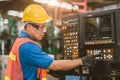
[26,24,33,29]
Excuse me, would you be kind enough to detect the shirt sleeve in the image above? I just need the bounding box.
[19,42,54,69]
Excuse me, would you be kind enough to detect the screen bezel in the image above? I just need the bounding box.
[82,12,115,44]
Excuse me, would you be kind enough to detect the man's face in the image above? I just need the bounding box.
[28,23,47,40]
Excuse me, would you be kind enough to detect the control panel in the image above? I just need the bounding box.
[49,9,120,80]
[81,12,116,61]
[62,15,80,59]
[87,48,113,61]
[80,9,120,78]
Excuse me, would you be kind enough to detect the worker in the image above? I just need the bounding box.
[5,4,96,80]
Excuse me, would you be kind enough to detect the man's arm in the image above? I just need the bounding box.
[48,55,96,71]
[48,58,83,71]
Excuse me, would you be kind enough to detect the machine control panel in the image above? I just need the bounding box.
[80,10,120,77]
[82,12,115,61]
[87,48,113,61]
[62,15,80,59]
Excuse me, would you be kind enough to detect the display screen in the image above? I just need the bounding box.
[85,14,113,41]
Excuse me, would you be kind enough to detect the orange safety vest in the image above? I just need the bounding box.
[37,68,47,80]
[5,37,47,80]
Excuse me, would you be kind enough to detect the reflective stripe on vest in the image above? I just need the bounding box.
[42,78,47,80]
[5,37,46,80]
[9,52,16,61]
[5,76,10,80]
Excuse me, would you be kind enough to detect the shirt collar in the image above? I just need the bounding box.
[18,31,36,41]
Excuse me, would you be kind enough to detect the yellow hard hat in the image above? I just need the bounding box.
[21,4,52,24]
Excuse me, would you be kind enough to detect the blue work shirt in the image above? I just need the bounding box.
[19,31,54,80]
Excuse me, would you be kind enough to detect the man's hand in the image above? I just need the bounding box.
[81,55,99,67]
